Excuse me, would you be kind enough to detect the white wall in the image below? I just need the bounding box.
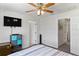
[0,9,34,48]
[40,16,58,48]
[54,9,79,55]
[70,17,79,55]
[39,8,79,55]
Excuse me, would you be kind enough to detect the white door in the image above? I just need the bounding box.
[29,21,37,46]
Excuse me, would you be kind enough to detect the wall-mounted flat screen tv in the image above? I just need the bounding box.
[4,16,22,27]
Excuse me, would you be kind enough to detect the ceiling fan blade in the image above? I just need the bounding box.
[43,3,55,8]
[28,3,37,8]
[43,9,54,13]
[26,10,36,13]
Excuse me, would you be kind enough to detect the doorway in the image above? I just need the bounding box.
[58,18,70,53]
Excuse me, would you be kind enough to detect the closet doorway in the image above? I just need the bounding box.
[58,18,70,53]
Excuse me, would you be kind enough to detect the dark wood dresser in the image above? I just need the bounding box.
[0,42,22,56]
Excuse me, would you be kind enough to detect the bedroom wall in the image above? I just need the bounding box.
[39,15,58,48]
[70,17,79,55]
[39,8,79,55]
[53,8,79,55]
[0,9,37,48]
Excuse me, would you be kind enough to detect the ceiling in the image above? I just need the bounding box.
[0,3,79,15]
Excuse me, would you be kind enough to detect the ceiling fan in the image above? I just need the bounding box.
[26,3,55,15]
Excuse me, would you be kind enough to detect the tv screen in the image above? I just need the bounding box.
[12,35,17,41]
[11,34,22,46]
[17,40,22,45]
[4,16,21,27]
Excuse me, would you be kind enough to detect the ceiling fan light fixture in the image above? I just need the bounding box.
[37,10,44,15]
[37,10,40,15]
[41,10,45,15]
[28,3,55,15]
